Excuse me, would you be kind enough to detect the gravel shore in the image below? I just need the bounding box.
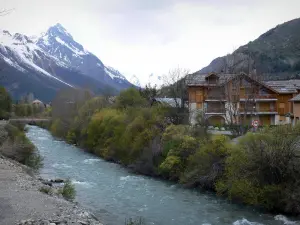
[0,155,103,225]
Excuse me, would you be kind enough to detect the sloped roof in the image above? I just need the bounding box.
[186,72,236,86]
[186,72,278,93]
[265,80,300,94]
[290,94,300,101]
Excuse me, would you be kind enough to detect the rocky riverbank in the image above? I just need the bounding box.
[0,154,103,225]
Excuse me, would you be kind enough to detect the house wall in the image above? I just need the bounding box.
[188,75,296,126]
[277,94,293,115]
[293,102,300,125]
[188,86,205,125]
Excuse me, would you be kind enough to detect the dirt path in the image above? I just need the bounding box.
[0,155,103,225]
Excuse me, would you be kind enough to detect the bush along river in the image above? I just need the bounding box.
[26,125,300,225]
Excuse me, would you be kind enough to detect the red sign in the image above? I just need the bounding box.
[252,120,259,127]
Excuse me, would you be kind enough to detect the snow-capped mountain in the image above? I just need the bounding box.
[0,23,134,101]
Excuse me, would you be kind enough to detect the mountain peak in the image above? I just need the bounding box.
[47,23,72,39]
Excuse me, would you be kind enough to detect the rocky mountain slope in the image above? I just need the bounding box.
[198,18,300,80]
[0,24,134,102]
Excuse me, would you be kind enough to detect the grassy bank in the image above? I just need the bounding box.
[44,87,300,215]
[0,121,43,170]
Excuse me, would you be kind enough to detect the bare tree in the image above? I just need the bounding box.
[51,88,93,135]
[220,74,258,136]
[161,67,190,124]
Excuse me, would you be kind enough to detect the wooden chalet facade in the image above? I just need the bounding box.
[186,72,300,126]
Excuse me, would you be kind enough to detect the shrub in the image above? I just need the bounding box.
[216,125,300,214]
[116,88,148,109]
[181,135,230,189]
[50,119,66,138]
[159,155,182,180]
[0,124,43,170]
[25,152,43,170]
[60,179,76,201]
[39,186,52,195]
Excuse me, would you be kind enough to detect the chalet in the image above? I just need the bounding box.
[186,72,299,126]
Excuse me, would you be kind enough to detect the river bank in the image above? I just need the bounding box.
[26,125,300,225]
[0,152,103,225]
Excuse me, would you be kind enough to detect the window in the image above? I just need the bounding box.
[196,90,203,102]
[189,91,196,102]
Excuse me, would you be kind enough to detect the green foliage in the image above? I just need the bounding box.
[0,124,43,170]
[139,83,157,101]
[216,125,300,214]
[39,186,53,195]
[181,135,230,189]
[158,125,200,180]
[13,102,44,117]
[50,119,66,138]
[116,88,148,109]
[60,179,76,201]
[66,130,76,144]
[86,106,165,165]
[0,87,12,119]
[159,155,182,179]
[25,152,43,170]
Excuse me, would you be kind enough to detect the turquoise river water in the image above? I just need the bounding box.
[26,125,300,225]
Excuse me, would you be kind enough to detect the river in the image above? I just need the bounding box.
[26,125,299,225]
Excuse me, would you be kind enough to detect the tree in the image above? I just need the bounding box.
[139,83,157,103]
[161,67,190,124]
[218,52,260,136]
[115,88,147,109]
[0,87,12,119]
[51,88,93,137]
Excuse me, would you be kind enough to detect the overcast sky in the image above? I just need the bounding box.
[1,0,300,84]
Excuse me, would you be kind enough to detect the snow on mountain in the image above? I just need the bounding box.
[0,29,72,87]
[36,23,132,89]
[104,66,127,80]
[0,23,135,101]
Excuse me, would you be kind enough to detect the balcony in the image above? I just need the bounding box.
[205,104,226,115]
[240,94,277,102]
[205,94,226,102]
[239,107,277,115]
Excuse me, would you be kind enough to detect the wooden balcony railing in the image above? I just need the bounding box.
[206,94,225,100]
[206,105,225,113]
[240,94,277,99]
[240,108,277,113]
